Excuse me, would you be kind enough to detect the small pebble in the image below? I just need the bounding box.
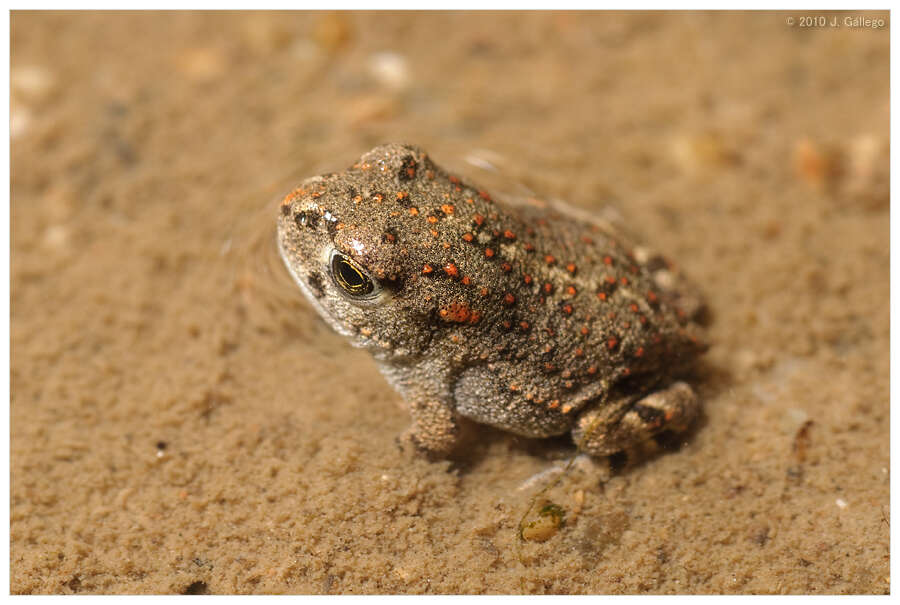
[569,489,585,522]
[11,66,56,103]
[10,104,31,139]
[793,138,842,188]
[846,134,888,208]
[520,502,566,542]
[367,51,410,90]
[177,47,226,82]
[848,134,883,181]
[671,132,740,174]
[344,95,398,126]
[312,12,352,54]
[42,225,69,250]
[785,407,809,428]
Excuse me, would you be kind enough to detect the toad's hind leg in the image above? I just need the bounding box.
[572,381,699,458]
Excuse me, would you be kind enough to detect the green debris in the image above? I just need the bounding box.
[519,502,566,542]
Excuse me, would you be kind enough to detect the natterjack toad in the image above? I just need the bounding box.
[277,144,706,458]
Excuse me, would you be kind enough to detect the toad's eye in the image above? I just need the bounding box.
[330,251,378,299]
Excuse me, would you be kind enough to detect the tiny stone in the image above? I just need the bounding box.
[11,66,56,103]
[367,51,410,90]
[42,225,69,249]
[177,47,227,82]
[312,12,352,54]
[10,104,31,139]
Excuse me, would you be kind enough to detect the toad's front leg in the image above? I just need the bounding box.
[398,397,461,457]
[381,362,462,458]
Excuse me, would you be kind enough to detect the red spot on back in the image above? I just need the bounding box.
[439,303,481,324]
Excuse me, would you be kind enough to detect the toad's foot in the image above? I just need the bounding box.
[572,381,699,457]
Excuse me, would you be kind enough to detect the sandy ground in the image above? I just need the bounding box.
[10,11,889,594]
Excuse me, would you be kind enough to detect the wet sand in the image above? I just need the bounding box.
[10,11,889,594]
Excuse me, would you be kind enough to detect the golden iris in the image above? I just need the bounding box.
[331,252,375,297]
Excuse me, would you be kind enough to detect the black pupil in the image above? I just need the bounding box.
[333,255,374,296]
